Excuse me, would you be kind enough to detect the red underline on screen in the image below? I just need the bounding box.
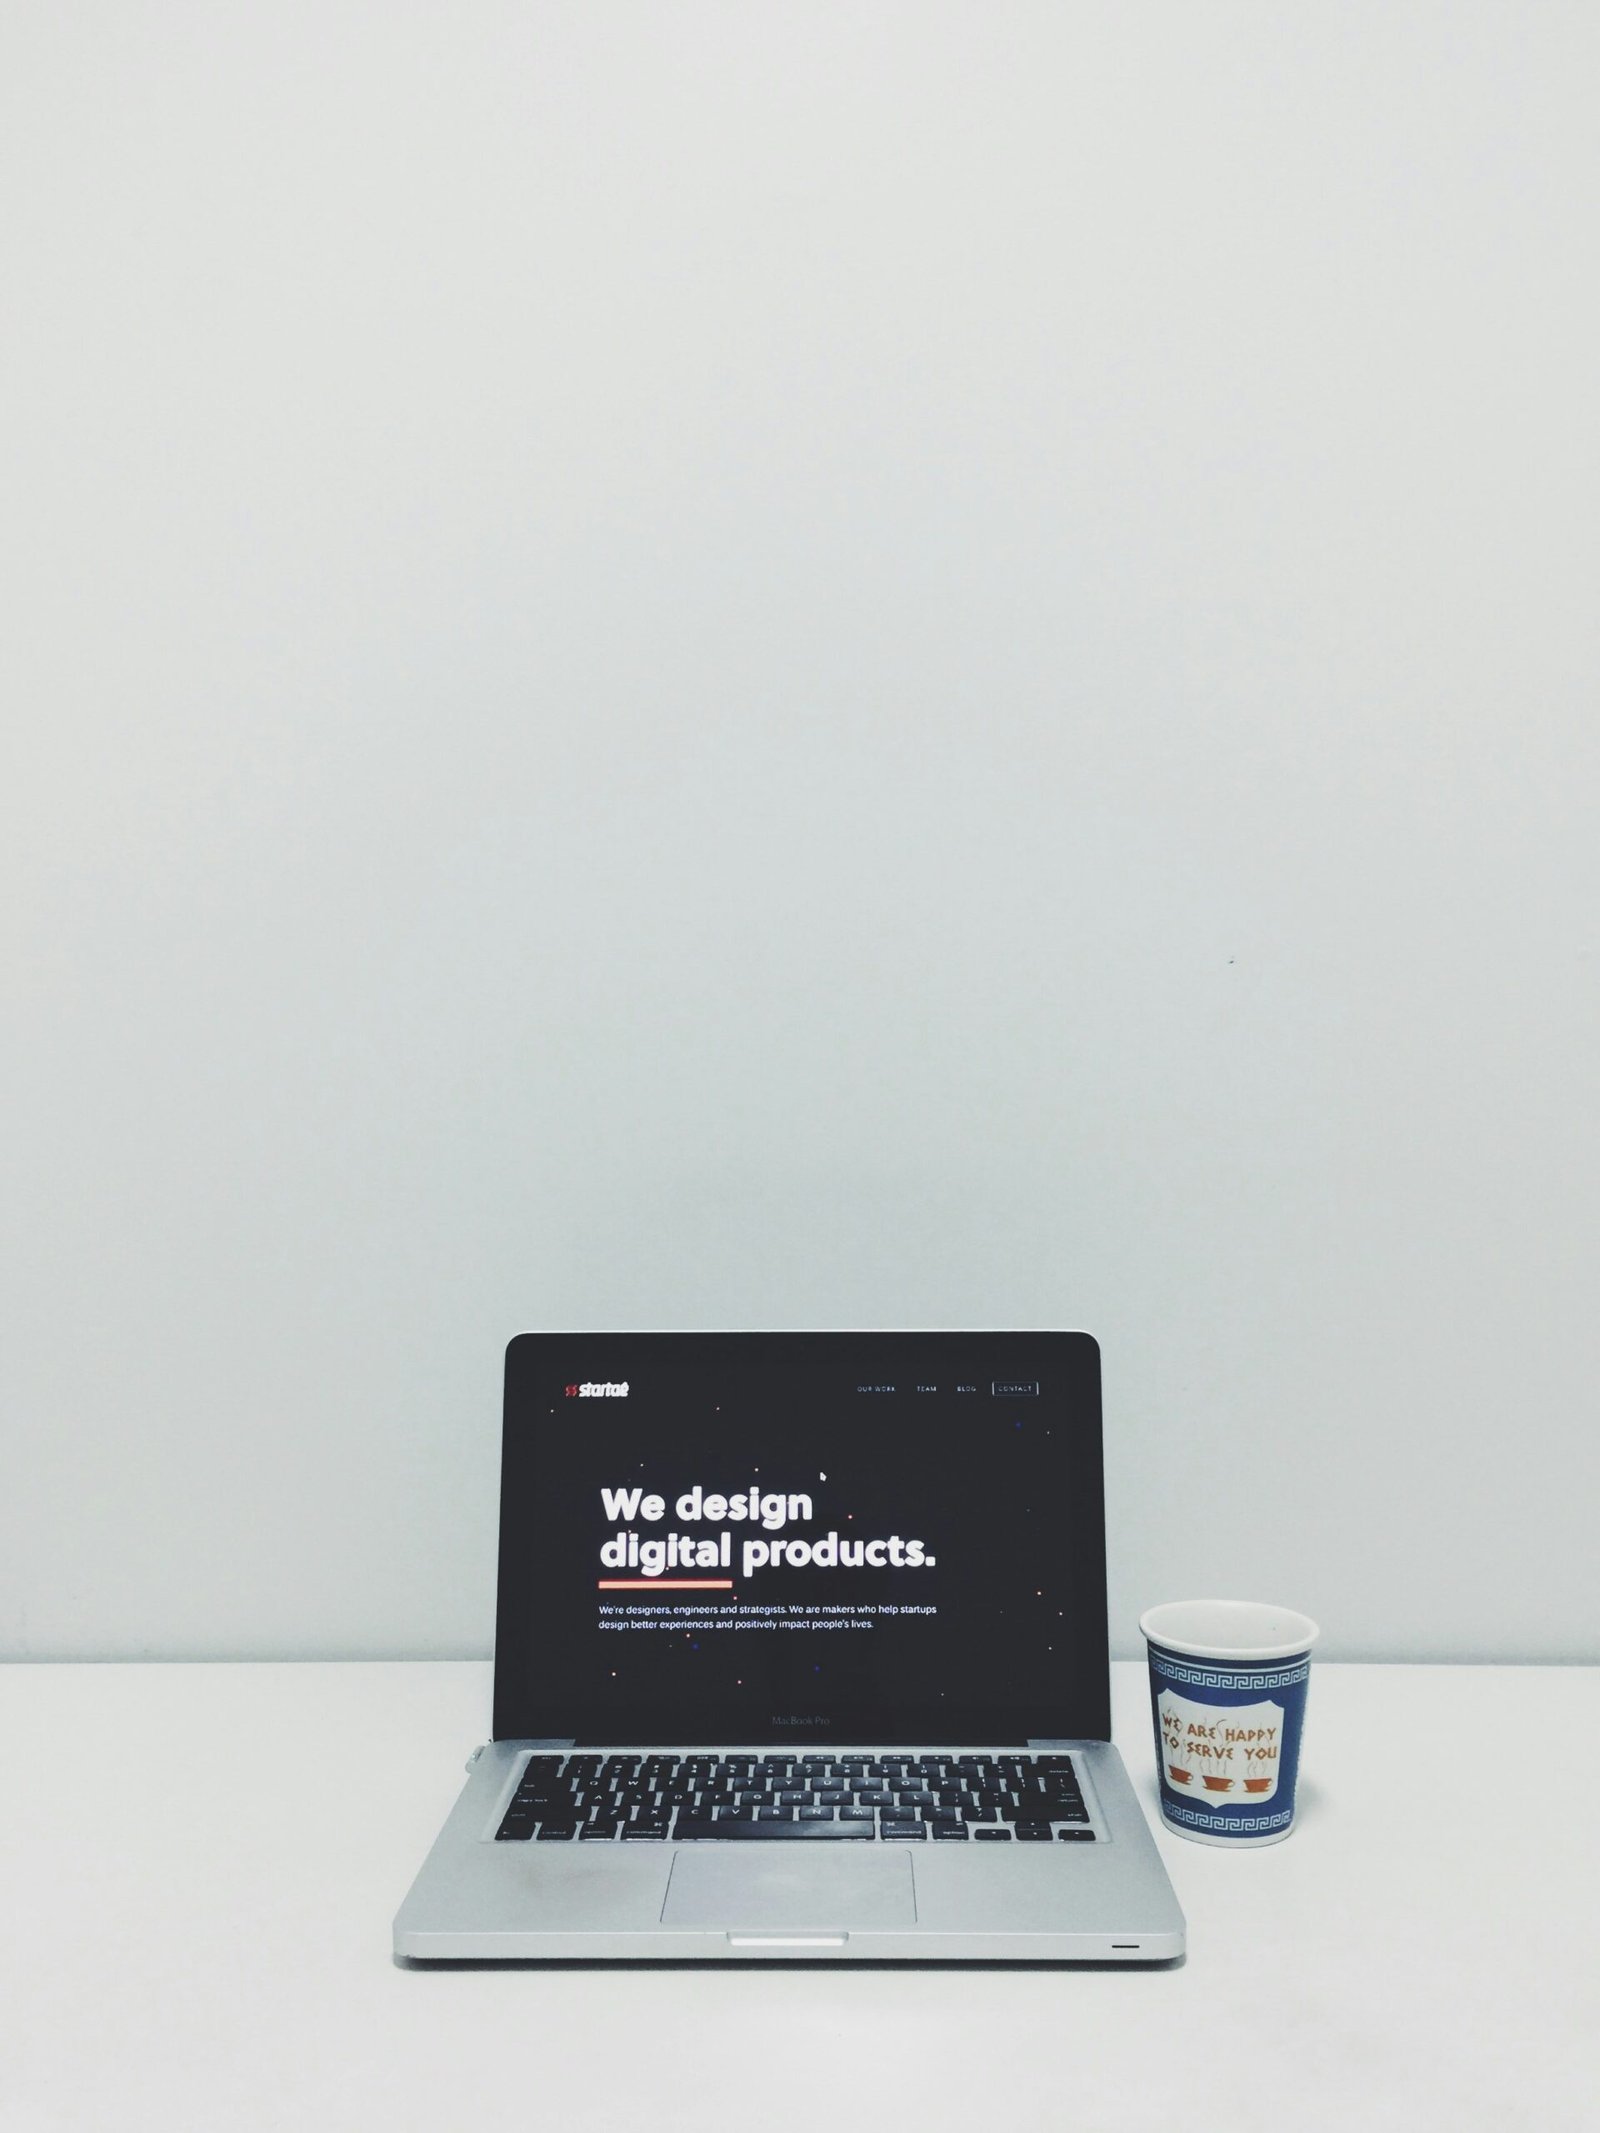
[596,1579,735,1590]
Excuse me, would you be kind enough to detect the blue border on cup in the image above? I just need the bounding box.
[1145,1642,1311,1839]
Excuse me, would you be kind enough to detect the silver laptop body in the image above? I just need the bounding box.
[394,1331,1185,1963]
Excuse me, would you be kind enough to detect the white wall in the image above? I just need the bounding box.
[4,3,1597,1665]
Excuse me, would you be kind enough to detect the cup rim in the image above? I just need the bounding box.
[1139,1598,1319,1662]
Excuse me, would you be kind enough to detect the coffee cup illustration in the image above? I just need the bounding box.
[1158,1689,1283,1809]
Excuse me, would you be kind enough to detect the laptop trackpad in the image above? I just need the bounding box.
[661,1847,916,1930]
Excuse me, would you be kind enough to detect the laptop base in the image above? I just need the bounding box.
[394,1739,1185,1963]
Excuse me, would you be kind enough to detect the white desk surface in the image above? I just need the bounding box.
[0,1660,1594,2132]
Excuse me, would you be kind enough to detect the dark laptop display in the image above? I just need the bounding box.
[493,1332,1109,1746]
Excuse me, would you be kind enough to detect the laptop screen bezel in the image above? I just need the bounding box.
[491,1329,1111,1745]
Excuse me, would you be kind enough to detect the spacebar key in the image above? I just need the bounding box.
[672,1817,872,1840]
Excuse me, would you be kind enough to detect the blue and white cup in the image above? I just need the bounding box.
[1139,1600,1319,1847]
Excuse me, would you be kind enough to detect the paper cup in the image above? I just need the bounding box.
[1139,1600,1319,1847]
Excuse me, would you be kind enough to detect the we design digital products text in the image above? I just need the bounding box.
[598,1483,936,1581]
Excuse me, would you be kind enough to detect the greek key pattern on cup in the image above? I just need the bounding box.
[1163,1799,1295,1834]
[1150,1656,1310,1692]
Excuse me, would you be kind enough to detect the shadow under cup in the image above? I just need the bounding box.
[1139,1600,1319,1848]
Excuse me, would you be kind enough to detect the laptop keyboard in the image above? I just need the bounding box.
[494,1752,1094,1843]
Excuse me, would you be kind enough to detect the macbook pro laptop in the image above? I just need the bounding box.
[393,1331,1185,1961]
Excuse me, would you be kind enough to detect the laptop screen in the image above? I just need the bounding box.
[492,1331,1109,1745]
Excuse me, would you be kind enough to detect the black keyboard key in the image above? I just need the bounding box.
[535,1823,577,1840]
[622,1826,667,1840]
[881,1823,926,1839]
[495,1819,535,1840]
[932,1824,970,1839]
[1014,1825,1052,1841]
[580,1824,618,1840]
[1058,1828,1097,1841]
[839,1806,875,1820]
[973,1828,1012,1841]
[798,1806,834,1821]
[756,1807,793,1821]
[672,1818,873,1840]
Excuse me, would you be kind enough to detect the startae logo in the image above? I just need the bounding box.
[565,1380,630,1398]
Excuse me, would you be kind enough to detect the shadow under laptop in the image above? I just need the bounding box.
[393,1953,1186,1972]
